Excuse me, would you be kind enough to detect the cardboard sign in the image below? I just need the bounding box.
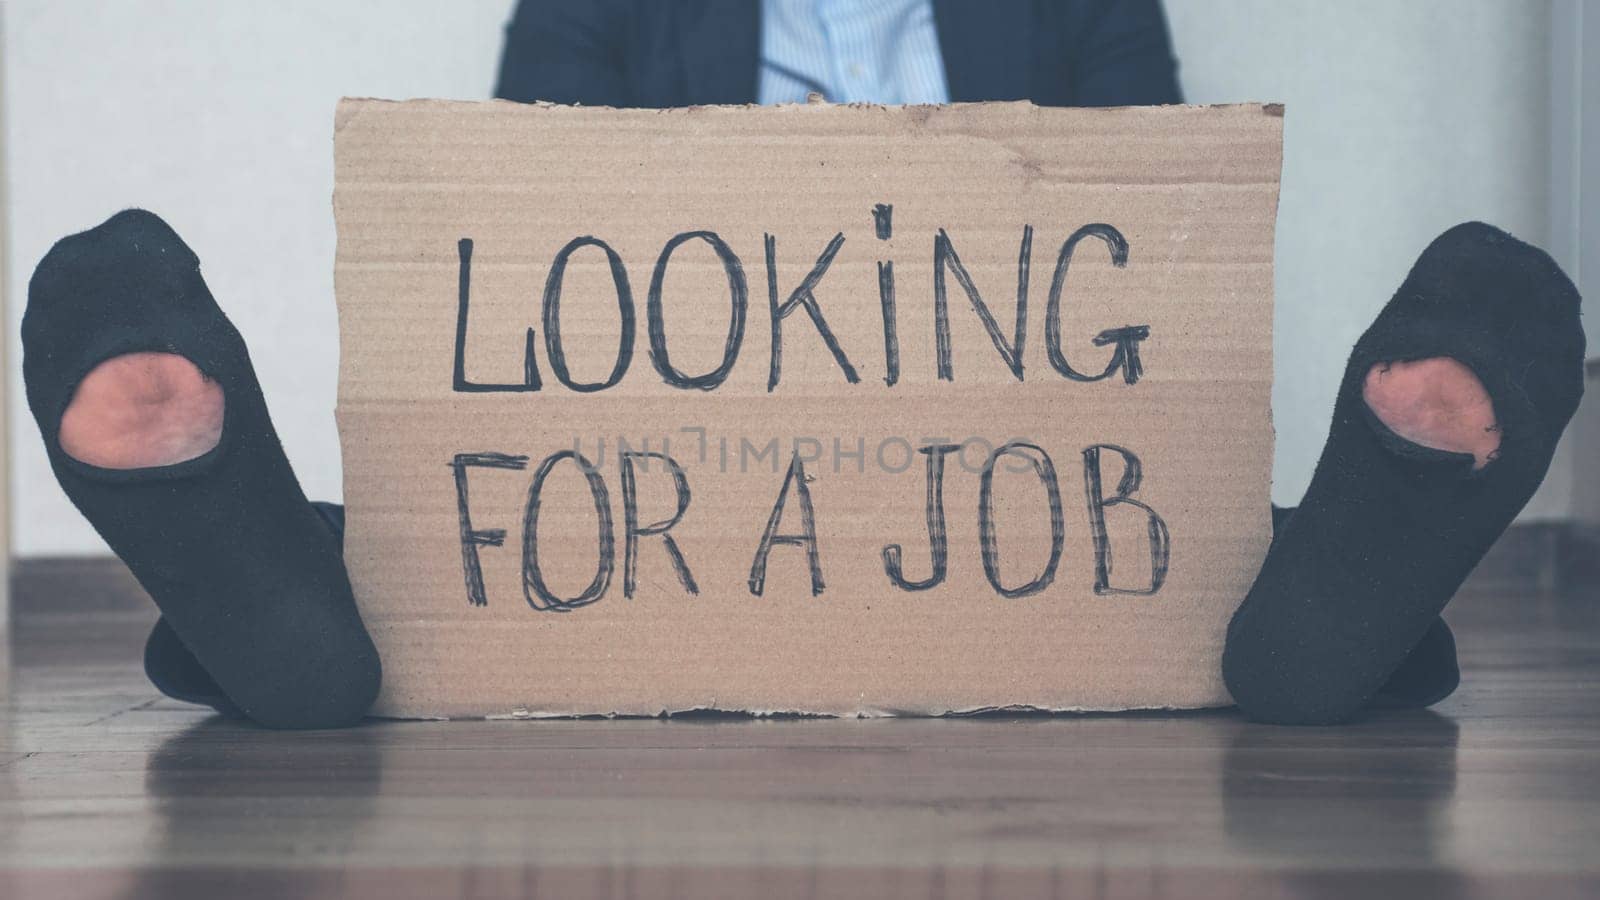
[333,99,1282,718]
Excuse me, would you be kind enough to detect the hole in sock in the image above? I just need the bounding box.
[1362,357,1501,470]
[59,352,224,469]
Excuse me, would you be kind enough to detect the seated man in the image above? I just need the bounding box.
[20,0,1585,728]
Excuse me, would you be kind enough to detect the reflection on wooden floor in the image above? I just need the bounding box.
[2,562,1598,899]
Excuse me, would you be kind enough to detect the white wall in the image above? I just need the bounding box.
[3,0,517,554]
[1584,3,1600,318]
[1166,0,1561,514]
[1559,0,1600,528]
[1,0,1581,554]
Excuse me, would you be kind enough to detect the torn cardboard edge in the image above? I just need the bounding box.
[470,702,1206,723]
[332,95,1287,129]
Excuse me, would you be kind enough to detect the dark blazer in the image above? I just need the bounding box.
[495,0,1183,108]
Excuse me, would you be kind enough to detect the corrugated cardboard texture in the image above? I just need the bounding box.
[333,99,1282,718]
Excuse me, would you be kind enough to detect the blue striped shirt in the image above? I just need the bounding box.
[758,0,951,105]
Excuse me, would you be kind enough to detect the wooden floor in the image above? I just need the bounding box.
[2,563,1598,899]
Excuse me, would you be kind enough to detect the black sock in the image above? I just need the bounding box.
[1271,506,1461,709]
[143,616,245,718]
[24,210,380,729]
[1225,222,1584,725]
[143,501,349,717]
[1372,617,1460,709]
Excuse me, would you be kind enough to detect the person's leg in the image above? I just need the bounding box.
[1226,222,1584,725]
[23,209,379,729]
